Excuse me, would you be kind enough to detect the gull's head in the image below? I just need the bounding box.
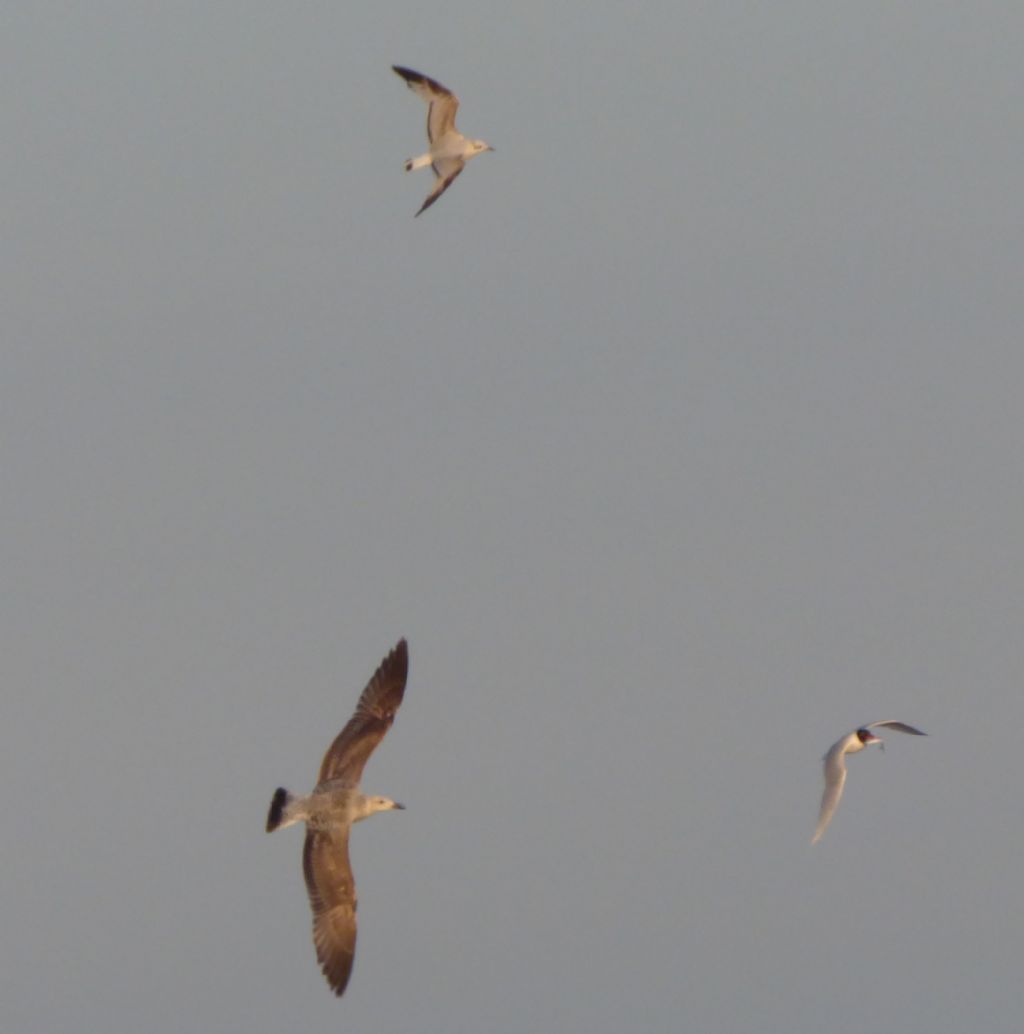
[359,795,405,820]
[470,139,494,157]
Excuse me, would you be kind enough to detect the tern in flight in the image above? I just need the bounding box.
[267,639,409,995]
[812,720,926,844]
[393,65,494,216]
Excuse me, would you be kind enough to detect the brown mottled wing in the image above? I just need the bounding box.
[317,639,408,786]
[415,159,464,217]
[392,66,459,143]
[303,829,357,996]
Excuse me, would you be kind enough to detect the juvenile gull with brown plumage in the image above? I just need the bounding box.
[266,639,409,995]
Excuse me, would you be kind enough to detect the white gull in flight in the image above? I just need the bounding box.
[393,65,494,216]
[812,719,926,844]
[266,639,409,995]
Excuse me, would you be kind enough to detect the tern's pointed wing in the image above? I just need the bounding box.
[317,639,408,786]
[812,748,848,844]
[415,159,464,217]
[864,720,927,736]
[392,66,460,144]
[303,829,357,996]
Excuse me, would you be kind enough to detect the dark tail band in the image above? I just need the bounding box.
[266,787,290,832]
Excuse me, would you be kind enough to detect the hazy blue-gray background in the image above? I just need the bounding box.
[4,2,1022,1031]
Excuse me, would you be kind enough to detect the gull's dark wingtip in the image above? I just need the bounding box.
[385,638,409,679]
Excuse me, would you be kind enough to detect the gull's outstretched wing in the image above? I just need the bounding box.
[812,747,848,844]
[865,720,927,736]
[415,159,464,217]
[392,66,460,144]
[317,639,409,786]
[303,828,357,996]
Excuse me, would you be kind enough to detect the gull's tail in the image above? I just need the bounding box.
[405,154,433,173]
[266,788,293,832]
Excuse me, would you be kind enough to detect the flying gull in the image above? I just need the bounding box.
[812,720,927,844]
[393,65,494,216]
[266,638,409,995]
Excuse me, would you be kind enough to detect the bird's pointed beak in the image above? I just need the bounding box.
[487,145,496,152]
[392,801,406,810]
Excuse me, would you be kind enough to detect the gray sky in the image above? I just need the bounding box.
[3,2,1023,1031]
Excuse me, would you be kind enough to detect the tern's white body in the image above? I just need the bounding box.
[812,720,926,844]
